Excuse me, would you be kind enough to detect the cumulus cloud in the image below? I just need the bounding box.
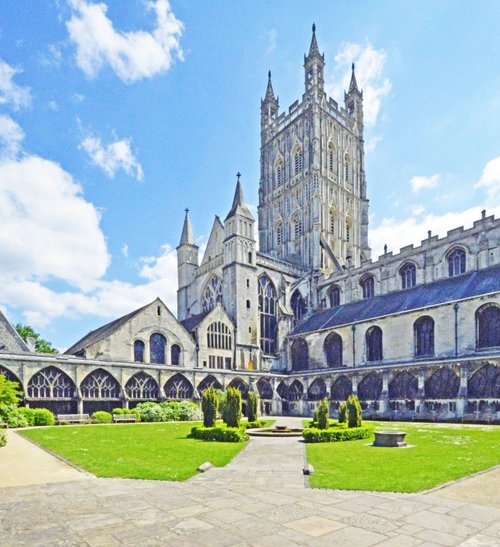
[475,155,500,206]
[81,134,144,180]
[267,29,277,54]
[66,0,184,83]
[0,58,31,109]
[410,174,441,193]
[0,114,25,157]
[327,41,391,127]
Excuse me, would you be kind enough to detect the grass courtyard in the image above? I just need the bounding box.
[20,422,248,481]
[306,421,500,493]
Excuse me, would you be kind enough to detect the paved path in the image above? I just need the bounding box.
[0,422,499,545]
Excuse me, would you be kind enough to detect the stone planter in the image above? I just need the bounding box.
[373,431,407,447]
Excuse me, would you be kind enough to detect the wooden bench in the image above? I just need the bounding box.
[113,414,138,423]
[56,413,89,424]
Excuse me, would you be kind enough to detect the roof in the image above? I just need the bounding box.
[65,302,151,355]
[180,310,211,333]
[0,309,29,352]
[293,265,500,336]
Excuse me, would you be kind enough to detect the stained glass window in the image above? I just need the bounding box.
[468,364,500,398]
[360,275,375,299]
[358,372,383,400]
[425,367,459,399]
[329,286,340,307]
[324,332,343,367]
[448,248,466,277]
[388,371,418,399]
[150,333,166,364]
[291,290,307,326]
[366,326,383,362]
[171,344,181,365]
[476,304,500,349]
[202,275,223,312]
[134,340,145,362]
[259,275,277,355]
[291,338,309,371]
[414,316,434,357]
[400,262,416,289]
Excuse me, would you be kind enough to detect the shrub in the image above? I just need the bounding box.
[244,420,268,429]
[338,402,347,424]
[247,391,259,423]
[33,408,55,426]
[224,387,242,428]
[91,411,112,424]
[0,430,6,447]
[347,395,363,428]
[112,407,124,415]
[302,426,371,443]
[135,401,201,422]
[190,425,248,442]
[0,374,23,406]
[202,388,218,428]
[0,403,29,428]
[19,407,36,426]
[316,397,330,430]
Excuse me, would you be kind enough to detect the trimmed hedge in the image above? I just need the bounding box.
[317,397,329,430]
[303,426,371,443]
[347,395,363,428]
[247,391,258,422]
[112,408,141,421]
[91,411,113,424]
[202,388,219,428]
[33,408,55,426]
[243,420,268,429]
[224,387,242,428]
[0,430,6,447]
[190,425,249,442]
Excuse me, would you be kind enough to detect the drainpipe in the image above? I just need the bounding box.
[453,303,459,358]
[351,324,356,367]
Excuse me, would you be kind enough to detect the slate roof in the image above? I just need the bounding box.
[65,302,151,355]
[180,310,210,333]
[293,265,500,336]
[0,309,29,352]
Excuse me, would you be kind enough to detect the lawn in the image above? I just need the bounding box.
[20,422,250,481]
[306,421,500,493]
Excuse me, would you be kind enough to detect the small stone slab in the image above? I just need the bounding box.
[373,431,407,447]
[198,461,213,472]
[303,464,314,475]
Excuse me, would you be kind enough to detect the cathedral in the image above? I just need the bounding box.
[1,27,499,422]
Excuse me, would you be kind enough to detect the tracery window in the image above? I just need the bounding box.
[27,367,75,399]
[400,262,416,289]
[293,216,303,239]
[366,326,383,362]
[171,344,181,365]
[294,147,303,175]
[197,375,223,395]
[425,367,459,399]
[344,154,350,183]
[291,290,307,326]
[329,211,336,235]
[257,378,273,400]
[125,372,160,400]
[476,303,500,349]
[150,333,166,364]
[291,338,309,371]
[328,143,335,172]
[134,340,145,363]
[360,275,375,299]
[448,247,466,277]
[164,373,193,399]
[468,364,500,399]
[358,372,383,400]
[308,378,327,401]
[276,161,283,186]
[276,222,283,246]
[207,322,232,350]
[388,371,418,400]
[346,219,351,242]
[258,275,277,355]
[414,316,434,357]
[228,377,248,399]
[277,381,289,400]
[202,275,223,312]
[331,376,352,400]
[324,332,343,367]
[329,286,340,307]
[81,369,120,399]
[288,380,303,401]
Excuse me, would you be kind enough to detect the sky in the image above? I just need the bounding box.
[0,0,499,350]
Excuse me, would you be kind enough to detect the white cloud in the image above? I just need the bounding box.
[0,114,25,157]
[81,134,144,180]
[267,29,277,54]
[66,0,183,83]
[0,58,31,110]
[410,174,441,193]
[48,100,59,111]
[121,243,129,258]
[327,42,391,127]
[411,204,425,216]
[365,135,382,154]
[475,155,500,206]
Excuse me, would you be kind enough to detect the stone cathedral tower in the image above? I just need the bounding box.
[258,25,371,273]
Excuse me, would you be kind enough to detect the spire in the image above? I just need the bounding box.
[179,208,195,245]
[264,70,276,102]
[308,23,320,56]
[349,62,360,93]
[225,172,254,221]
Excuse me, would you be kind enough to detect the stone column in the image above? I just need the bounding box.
[380,370,390,414]
[456,363,468,419]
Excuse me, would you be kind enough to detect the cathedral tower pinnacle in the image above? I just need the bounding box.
[177,209,199,320]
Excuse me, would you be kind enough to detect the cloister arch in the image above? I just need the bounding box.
[358,372,382,400]
[307,378,327,401]
[256,377,273,400]
[468,364,500,399]
[81,368,122,413]
[425,367,459,399]
[228,377,248,399]
[27,366,77,414]
[125,372,160,402]
[164,374,193,399]
[197,375,223,395]
[388,371,418,400]
[330,375,352,401]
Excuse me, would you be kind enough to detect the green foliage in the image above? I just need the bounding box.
[0,430,6,447]
[338,402,347,424]
[0,374,23,406]
[303,426,371,443]
[247,391,259,422]
[19,407,36,425]
[111,408,141,420]
[201,388,219,428]
[244,420,271,429]
[224,387,242,428]
[112,407,124,414]
[15,324,58,354]
[347,395,363,428]
[91,411,112,424]
[0,403,29,428]
[316,397,330,430]
[190,425,248,442]
[32,408,55,426]
[135,401,202,422]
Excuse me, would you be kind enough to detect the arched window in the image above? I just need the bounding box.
[328,143,335,172]
[288,380,303,400]
[476,304,500,349]
[308,378,327,401]
[448,247,466,277]
[125,373,160,400]
[150,333,166,364]
[291,338,309,371]
[277,381,289,400]
[400,262,416,289]
[468,364,500,399]
[197,375,223,395]
[291,290,307,326]
[292,214,302,239]
[171,344,181,365]
[258,275,277,355]
[134,340,145,363]
[81,369,120,399]
[276,160,283,186]
[360,275,375,299]
[329,211,336,235]
[324,332,343,367]
[358,372,383,400]
[27,367,75,399]
[294,147,303,175]
[425,367,459,399]
[164,374,193,399]
[414,316,434,357]
[276,222,283,246]
[344,154,350,183]
[329,286,340,307]
[202,275,223,312]
[388,371,418,400]
[345,219,351,242]
[331,376,352,400]
[207,322,232,350]
[0,365,20,385]
[257,378,273,400]
[366,326,383,362]
[228,377,248,399]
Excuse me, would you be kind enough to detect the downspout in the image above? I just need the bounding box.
[453,303,459,358]
[351,323,356,367]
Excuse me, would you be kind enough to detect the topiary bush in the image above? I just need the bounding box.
[91,411,112,424]
[0,430,6,447]
[338,401,347,424]
[316,397,330,430]
[224,387,242,428]
[33,408,55,426]
[302,425,371,443]
[190,425,248,442]
[247,390,259,423]
[202,388,219,427]
[347,395,362,428]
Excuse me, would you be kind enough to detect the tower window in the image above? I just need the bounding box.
[329,286,340,307]
[276,223,283,246]
[400,262,417,289]
[293,216,303,239]
[248,252,252,264]
[291,290,307,327]
[258,275,277,355]
[294,148,303,175]
[346,219,351,242]
[447,247,466,277]
[328,144,335,172]
[247,300,251,309]
[276,161,283,186]
[329,212,336,235]
[360,275,375,299]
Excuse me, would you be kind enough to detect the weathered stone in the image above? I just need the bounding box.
[198,461,213,472]
[303,464,315,475]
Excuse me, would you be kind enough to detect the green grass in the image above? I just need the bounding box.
[20,422,247,481]
[306,421,500,493]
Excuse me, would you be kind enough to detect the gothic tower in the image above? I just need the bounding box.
[258,25,371,273]
[177,210,199,321]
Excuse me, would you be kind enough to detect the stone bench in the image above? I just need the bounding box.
[56,414,89,424]
[373,431,407,447]
[113,414,138,423]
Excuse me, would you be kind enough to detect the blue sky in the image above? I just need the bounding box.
[0,0,499,350]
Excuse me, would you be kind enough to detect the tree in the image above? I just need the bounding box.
[0,374,23,406]
[224,387,242,428]
[247,391,259,422]
[316,397,330,430]
[15,324,58,354]
[201,388,219,428]
[347,395,362,428]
